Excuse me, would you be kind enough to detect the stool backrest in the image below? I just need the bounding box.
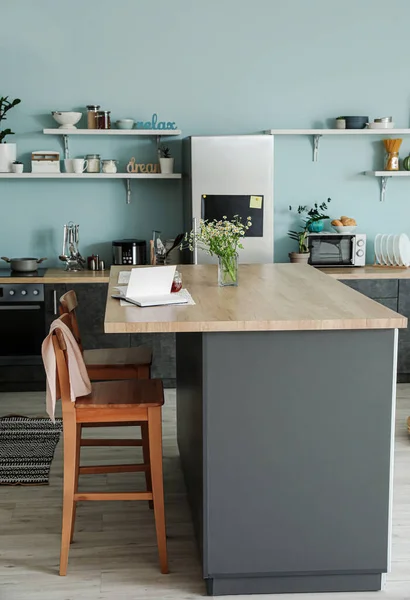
[52,314,76,419]
[59,290,83,352]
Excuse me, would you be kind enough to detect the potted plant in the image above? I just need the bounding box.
[0,96,21,172]
[288,229,310,264]
[185,215,252,286]
[335,116,346,129]
[11,160,23,174]
[159,145,174,174]
[290,198,331,233]
[288,198,331,263]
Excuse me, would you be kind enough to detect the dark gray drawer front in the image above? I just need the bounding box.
[398,281,410,342]
[398,342,410,373]
[372,297,398,312]
[130,333,175,379]
[340,279,398,299]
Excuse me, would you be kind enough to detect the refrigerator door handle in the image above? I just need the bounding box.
[192,217,198,265]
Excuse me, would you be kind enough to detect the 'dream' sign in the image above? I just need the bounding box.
[135,113,177,131]
[127,158,160,174]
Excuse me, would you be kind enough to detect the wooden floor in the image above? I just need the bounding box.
[0,387,409,600]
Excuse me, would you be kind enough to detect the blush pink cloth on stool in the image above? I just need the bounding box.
[42,319,92,421]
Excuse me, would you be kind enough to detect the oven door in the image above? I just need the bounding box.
[308,235,354,266]
[0,302,45,357]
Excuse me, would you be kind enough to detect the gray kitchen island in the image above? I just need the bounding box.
[104,263,406,596]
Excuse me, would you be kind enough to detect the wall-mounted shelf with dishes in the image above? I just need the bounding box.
[0,125,183,204]
[364,171,410,203]
[43,128,182,159]
[264,129,410,161]
[0,173,181,179]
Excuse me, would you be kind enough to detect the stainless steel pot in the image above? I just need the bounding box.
[1,257,47,272]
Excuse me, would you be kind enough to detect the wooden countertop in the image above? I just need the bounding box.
[104,264,407,333]
[0,268,110,284]
[319,266,410,280]
[0,265,406,285]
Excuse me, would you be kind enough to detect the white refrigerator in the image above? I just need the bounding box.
[182,135,274,264]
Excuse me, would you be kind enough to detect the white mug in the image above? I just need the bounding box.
[64,159,74,173]
[72,158,88,174]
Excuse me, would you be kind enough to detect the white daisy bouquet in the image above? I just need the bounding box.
[185,215,252,284]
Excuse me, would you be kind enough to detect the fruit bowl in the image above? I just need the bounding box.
[333,225,357,234]
[52,111,82,129]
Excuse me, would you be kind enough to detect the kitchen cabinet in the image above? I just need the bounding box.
[69,284,128,350]
[130,333,176,387]
[340,278,410,381]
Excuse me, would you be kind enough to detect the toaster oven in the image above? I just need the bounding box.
[307,233,366,267]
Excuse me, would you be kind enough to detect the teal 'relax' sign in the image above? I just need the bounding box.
[135,113,177,131]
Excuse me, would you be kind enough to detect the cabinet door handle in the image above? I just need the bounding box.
[53,290,57,315]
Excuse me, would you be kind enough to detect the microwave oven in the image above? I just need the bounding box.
[307,233,366,267]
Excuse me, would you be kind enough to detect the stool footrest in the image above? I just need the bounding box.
[79,464,148,475]
[74,492,153,502]
[80,438,143,447]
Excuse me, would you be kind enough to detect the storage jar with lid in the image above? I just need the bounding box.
[86,105,100,129]
[102,159,118,174]
[86,154,101,173]
[96,111,111,130]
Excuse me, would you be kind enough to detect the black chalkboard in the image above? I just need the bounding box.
[201,195,263,237]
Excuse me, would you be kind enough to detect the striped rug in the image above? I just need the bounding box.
[0,416,62,485]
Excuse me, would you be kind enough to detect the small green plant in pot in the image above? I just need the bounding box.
[158,144,174,174]
[288,198,331,263]
[0,96,21,172]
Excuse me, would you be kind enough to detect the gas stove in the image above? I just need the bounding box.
[0,268,46,278]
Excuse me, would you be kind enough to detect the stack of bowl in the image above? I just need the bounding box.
[367,117,394,129]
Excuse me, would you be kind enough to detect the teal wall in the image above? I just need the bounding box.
[1,0,410,265]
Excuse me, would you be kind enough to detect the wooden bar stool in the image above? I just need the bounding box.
[60,291,154,509]
[59,289,152,380]
[51,315,168,576]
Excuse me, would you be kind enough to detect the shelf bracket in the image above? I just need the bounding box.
[125,178,131,204]
[380,176,388,202]
[63,135,70,159]
[312,134,321,162]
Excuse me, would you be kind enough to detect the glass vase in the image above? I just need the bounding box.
[218,255,238,287]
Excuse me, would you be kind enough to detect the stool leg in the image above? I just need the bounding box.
[60,417,77,576]
[141,422,153,509]
[70,424,82,543]
[147,406,168,574]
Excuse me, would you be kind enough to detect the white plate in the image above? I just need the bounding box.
[374,233,383,265]
[393,234,403,266]
[387,234,395,265]
[398,234,410,267]
[380,234,389,265]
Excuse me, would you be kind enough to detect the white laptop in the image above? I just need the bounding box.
[116,266,188,307]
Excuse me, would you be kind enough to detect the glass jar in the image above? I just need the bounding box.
[102,159,118,174]
[385,151,399,171]
[86,105,100,129]
[85,154,101,173]
[171,270,182,293]
[96,110,111,130]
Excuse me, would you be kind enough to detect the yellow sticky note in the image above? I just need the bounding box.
[250,195,262,209]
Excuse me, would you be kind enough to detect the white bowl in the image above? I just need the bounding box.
[332,225,357,234]
[52,111,82,129]
[116,119,134,130]
[367,122,395,129]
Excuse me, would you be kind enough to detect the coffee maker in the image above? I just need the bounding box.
[112,239,147,266]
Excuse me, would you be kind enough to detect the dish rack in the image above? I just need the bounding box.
[373,233,410,268]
